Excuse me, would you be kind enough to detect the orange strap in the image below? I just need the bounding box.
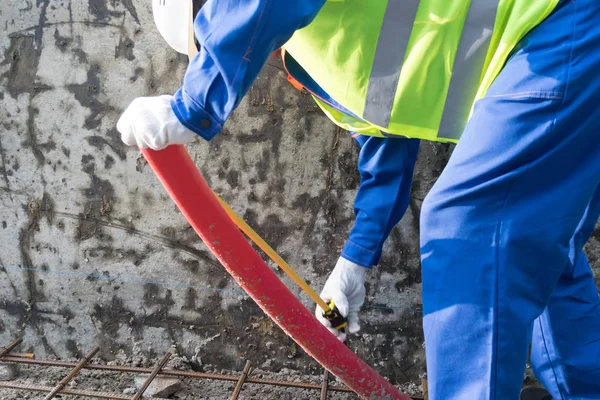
[287,74,304,91]
[280,48,305,91]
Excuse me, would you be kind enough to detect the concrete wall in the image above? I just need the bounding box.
[1,0,598,386]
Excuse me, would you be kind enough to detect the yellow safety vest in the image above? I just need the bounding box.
[283,0,560,142]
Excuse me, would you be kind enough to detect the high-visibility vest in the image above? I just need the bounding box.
[283,0,560,142]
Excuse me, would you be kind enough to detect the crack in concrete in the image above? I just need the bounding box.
[0,257,20,298]
[0,136,12,202]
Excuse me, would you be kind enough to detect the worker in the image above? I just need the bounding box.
[116,1,600,399]
[126,0,421,344]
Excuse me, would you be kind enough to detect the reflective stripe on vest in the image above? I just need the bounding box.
[438,0,500,140]
[363,0,420,127]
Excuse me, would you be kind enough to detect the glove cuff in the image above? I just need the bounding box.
[337,257,368,278]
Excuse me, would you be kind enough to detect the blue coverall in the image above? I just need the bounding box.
[171,0,600,398]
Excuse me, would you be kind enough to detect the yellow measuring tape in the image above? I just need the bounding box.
[214,193,330,312]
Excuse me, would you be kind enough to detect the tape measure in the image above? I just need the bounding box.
[322,300,348,333]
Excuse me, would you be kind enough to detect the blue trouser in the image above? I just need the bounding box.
[420,1,600,399]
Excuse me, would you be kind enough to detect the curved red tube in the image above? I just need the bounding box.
[142,146,409,400]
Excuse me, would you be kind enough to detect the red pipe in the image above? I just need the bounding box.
[142,146,408,400]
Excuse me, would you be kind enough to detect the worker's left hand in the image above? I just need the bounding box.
[316,257,367,342]
[117,95,197,150]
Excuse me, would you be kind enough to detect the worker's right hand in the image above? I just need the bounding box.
[117,95,197,150]
[316,257,367,342]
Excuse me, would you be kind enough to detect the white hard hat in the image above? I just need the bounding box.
[152,0,192,55]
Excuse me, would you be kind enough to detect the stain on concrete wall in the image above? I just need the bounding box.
[1,0,598,388]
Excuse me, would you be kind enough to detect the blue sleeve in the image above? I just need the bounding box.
[341,136,420,268]
[171,0,326,141]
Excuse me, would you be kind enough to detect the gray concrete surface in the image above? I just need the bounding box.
[1,0,599,391]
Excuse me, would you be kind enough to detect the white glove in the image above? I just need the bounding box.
[117,95,197,150]
[315,257,367,342]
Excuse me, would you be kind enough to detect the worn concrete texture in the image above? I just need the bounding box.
[1,0,599,391]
